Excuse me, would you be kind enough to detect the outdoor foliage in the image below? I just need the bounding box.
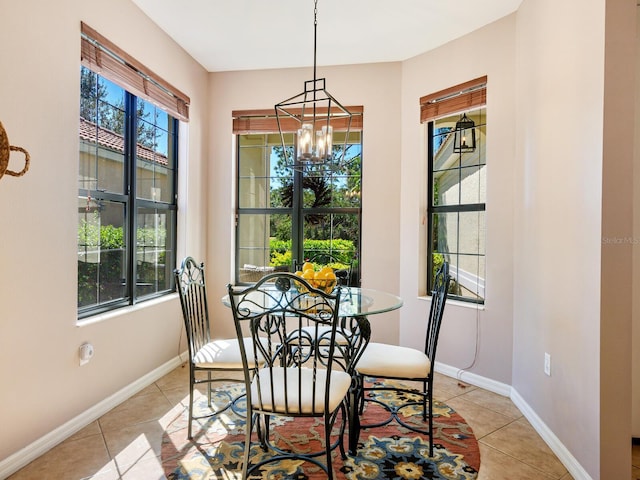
[77,221,166,307]
[269,238,355,271]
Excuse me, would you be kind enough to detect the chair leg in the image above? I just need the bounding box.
[324,414,334,480]
[188,374,194,440]
[357,374,365,415]
[422,379,428,422]
[241,413,254,479]
[427,384,434,457]
[348,385,360,456]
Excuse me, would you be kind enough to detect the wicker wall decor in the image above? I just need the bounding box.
[0,121,30,181]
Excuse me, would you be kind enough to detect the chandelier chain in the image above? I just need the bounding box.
[313,0,318,81]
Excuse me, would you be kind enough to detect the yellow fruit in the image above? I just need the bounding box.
[324,271,337,281]
[319,266,333,276]
[295,270,303,277]
[302,261,314,272]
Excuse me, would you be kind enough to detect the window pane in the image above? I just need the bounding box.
[79,138,98,192]
[459,211,485,255]
[77,139,125,195]
[433,169,459,206]
[136,110,176,203]
[459,165,486,204]
[432,212,458,254]
[136,207,175,298]
[79,70,125,195]
[237,213,292,282]
[98,101,125,136]
[238,136,292,209]
[99,77,125,108]
[302,213,359,284]
[77,198,127,308]
[80,67,98,123]
[449,254,485,301]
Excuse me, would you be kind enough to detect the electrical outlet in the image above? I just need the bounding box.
[544,352,551,376]
[79,342,94,366]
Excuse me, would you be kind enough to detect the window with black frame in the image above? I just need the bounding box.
[427,107,486,303]
[421,78,486,304]
[234,120,362,286]
[77,25,186,318]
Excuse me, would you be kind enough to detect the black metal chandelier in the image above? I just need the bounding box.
[453,113,476,153]
[275,0,352,171]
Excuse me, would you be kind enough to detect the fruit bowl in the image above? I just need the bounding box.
[294,262,338,295]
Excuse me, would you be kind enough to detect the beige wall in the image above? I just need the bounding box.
[400,15,517,385]
[514,0,635,478]
[0,0,209,462]
[206,63,403,342]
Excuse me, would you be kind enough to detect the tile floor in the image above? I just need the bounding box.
[8,366,574,480]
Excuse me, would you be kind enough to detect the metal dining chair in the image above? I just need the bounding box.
[227,272,370,479]
[355,261,451,457]
[174,256,256,440]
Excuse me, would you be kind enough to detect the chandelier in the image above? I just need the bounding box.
[275,0,352,171]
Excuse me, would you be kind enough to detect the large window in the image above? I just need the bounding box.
[422,78,486,303]
[78,24,187,318]
[235,126,362,286]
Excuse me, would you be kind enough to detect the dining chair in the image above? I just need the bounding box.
[227,272,370,479]
[355,261,451,457]
[174,256,254,440]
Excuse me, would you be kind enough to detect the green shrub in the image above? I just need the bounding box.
[268,238,356,270]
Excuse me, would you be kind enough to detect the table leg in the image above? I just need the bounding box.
[348,376,362,455]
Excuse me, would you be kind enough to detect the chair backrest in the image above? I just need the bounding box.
[174,257,211,361]
[425,262,452,364]
[228,272,362,415]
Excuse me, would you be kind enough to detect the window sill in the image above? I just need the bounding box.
[417,295,485,311]
[76,293,179,327]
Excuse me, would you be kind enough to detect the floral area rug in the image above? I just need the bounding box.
[161,379,480,479]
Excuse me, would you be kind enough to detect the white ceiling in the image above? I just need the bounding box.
[131,0,523,73]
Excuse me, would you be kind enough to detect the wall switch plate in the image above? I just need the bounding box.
[544,352,551,376]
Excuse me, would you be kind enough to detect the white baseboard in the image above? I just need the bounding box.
[434,361,512,397]
[0,356,592,480]
[0,354,186,480]
[435,362,591,479]
[510,388,593,480]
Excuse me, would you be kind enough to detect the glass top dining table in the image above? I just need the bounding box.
[221,286,403,318]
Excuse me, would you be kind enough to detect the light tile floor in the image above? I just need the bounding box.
[8,366,574,480]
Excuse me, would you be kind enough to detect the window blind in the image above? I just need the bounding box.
[232,107,364,134]
[80,22,190,122]
[420,76,487,123]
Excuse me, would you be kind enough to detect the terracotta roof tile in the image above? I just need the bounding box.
[79,117,168,165]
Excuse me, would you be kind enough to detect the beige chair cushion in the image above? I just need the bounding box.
[194,337,262,368]
[356,342,431,379]
[251,367,352,414]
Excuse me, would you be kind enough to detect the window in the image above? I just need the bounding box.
[233,111,363,286]
[421,78,486,303]
[78,24,188,318]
